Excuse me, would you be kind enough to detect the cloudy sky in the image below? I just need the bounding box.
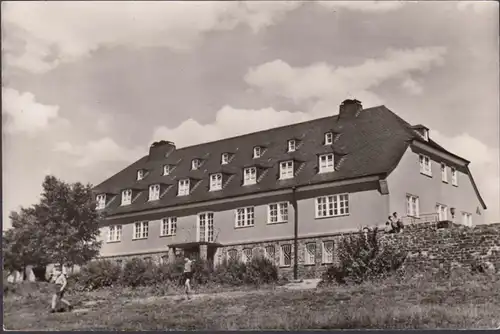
[2,1,499,227]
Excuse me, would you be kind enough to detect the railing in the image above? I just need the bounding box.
[401,213,440,226]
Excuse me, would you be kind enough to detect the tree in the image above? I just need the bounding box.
[3,175,103,272]
[3,208,49,274]
[36,176,103,267]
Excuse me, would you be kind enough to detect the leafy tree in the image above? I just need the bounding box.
[3,208,49,274]
[36,175,103,267]
[2,175,103,273]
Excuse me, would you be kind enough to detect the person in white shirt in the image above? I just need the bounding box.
[50,266,73,313]
[183,257,195,301]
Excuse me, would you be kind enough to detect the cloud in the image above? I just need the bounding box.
[244,47,446,116]
[457,1,497,13]
[2,87,61,134]
[3,1,301,73]
[432,131,500,224]
[52,137,144,167]
[316,0,405,13]
[401,77,423,95]
[153,105,311,148]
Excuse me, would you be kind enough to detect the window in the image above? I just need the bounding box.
[441,163,448,183]
[322,241,334,264]
[116,259,123,267]
[451,167,458,186]
[419,154,432,176]
[243,167,257,185]
[319,153,334,173]
[161,217,177,236]
[462,212,472,227]
[163,165,171,176]
[315,194,349,218]
[221,153,229,165]
[268,202,288,224]
[264,245,275,262]
[227,249,238,261]
[235,207,255,227]
[242,248,252,264]
[280,244,292,267]
[324,132,333,145]
[160,255,168,265]
[144,257,152,263]
[107,225,122,242]
[436,204,448,221]
[406,195,420,217]
[178,179,190,196]
[133,221,149,239]
[279,160,294,180]
[96,194,106,210]
[121,189,132,206]
[305,243,316,265]
[198,212,214,242]
[288,140,296,152]
[210,173,223,191]
[253,146,262,158]
[137,169,145,180]
[149,184,161,201]
[192,159,201,170]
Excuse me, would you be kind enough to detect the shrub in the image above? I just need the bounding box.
[74,259,122,291]
[322,228,407,285]
[244,256,278,285]
[212,259,248,286]
[120,258,157,288]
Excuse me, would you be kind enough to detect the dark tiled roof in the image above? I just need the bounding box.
[92,105,469,216]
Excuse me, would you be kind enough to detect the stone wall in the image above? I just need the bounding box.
[380,221,500,272]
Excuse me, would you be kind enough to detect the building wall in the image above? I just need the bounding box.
[386,146,485,225]
[98,180,387,257]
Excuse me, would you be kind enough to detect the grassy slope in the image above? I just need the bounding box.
[3,273,500,330]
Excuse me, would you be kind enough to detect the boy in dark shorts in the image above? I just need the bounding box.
[50,266,73,313]
[183,257,194,300]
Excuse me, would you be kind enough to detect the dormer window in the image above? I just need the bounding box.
[137,169,145,180]
[253,146,262,159]
[319,154,334,173]
[149,184,160,201]
[287,140,296,152]
[121,189,132,206]
[221,153,230,165]
[163,165,171,176]
[96,194,106,210]
[210,173,223,191]
[243,167,257,185]
[178,179,190,196]
[325,132,333,145]
[280,161,294,180]
[192,159,201,170]
[423,129,429,141]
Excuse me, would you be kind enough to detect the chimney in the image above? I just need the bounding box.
[339,99,363,119]
[149,140,175,161]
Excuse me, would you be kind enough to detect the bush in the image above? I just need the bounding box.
[322,228,407,285]
[120,258,158,288]
[73,259,122,291]
[244,256,278,285]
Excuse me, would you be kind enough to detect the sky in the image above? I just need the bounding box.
[2,1,499,228]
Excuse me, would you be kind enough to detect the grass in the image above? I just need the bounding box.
[3,271,500,330]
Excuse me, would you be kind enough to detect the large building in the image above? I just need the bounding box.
[93,99,487,278]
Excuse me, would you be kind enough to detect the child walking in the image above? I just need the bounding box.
[183,257,195,301]
[50,265,73,313]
